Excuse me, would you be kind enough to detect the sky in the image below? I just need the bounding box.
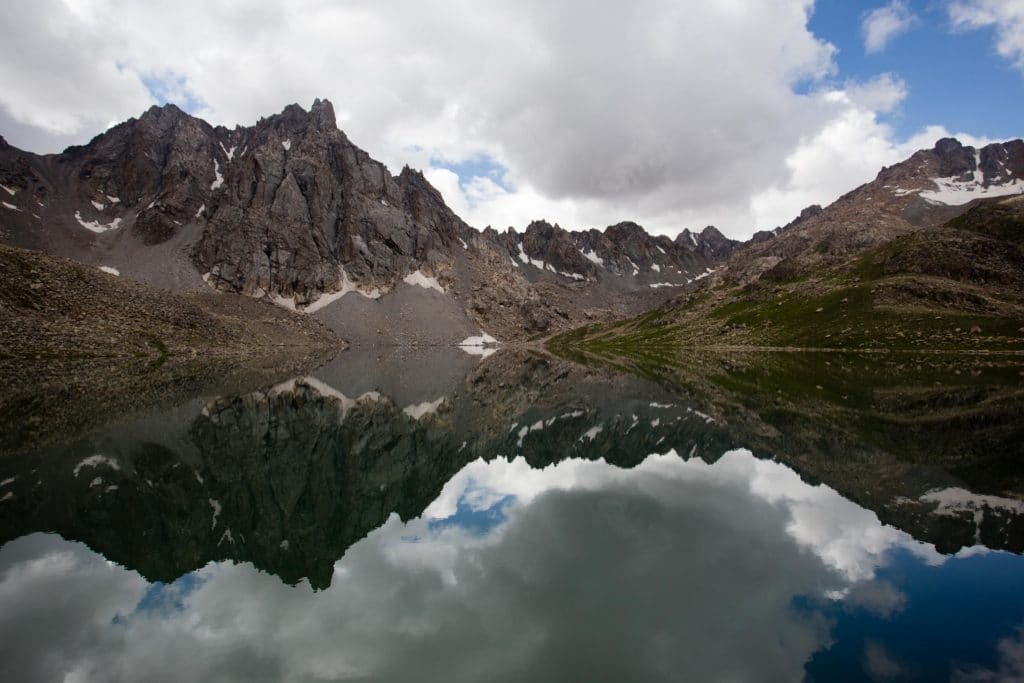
[0,0,1021,239]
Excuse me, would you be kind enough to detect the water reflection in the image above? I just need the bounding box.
[0,348,1022,681]
[0,450,1021,682]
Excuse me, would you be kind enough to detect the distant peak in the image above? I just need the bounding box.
[399,165,427,182]
[933,137,962,150]
[700,225,724,239]
[310,98,336,128]
[133,102,191,132]
[604,221,646,240]
[934,137,966,154]
[273,99,338,132]
[140,102,187,119]
[526,219,557,232]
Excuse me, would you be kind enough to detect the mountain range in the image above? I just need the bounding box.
[0,99,735,349]
[1,98,1022,354]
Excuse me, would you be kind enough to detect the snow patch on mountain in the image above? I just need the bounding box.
[403,397,446,420]
[920,155,1024,205]
[581,249,604,267]
[74,211,121,233]
[73,455,120,478]
[271,267,381,312]
[518,243,545,270]
[210,160,224,190]
[403,269,445,294]
[459,332,499,347]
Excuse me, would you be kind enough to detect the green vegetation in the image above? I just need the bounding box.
[548,204,1024,354]
[548,341,1024,492]
[545,200,1024,492]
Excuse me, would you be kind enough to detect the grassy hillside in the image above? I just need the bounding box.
[548,197,1024,354]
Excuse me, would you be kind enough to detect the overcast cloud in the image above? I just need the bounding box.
[0,0,1004,238]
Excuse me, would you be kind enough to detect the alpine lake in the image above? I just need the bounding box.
[1,345,1022,682]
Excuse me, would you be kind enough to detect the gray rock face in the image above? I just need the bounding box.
[493,219,736,288]
[194,99,471,304]
[674,225,739,262]
[727,136,1024,285]
[0,99,742,342]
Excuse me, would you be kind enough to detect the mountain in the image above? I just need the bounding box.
[729,137,1024,285]
[0,100,737,345]
[492,219,734,285]
[552,137,1024,352]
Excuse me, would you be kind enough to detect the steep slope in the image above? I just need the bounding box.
[0,243,337,361]
[729,137,1024,285]
[0,100,739,344]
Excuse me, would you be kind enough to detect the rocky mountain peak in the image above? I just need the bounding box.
[931,137,976,178]
[525,219,560,237]
[727,135,1024,286]
[256,100,342,143]
[700,225,725,240]
[138,102,189,122]
[310,98,337,128]
[604,221,647,243]
[0,100,745,343]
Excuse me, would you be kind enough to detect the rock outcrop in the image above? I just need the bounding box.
[493,219,736,287]
[726,137,1024,285]
[0,100,740,343]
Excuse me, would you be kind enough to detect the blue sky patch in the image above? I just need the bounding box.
[430,154,514,193]
[428,491,517,536]
[129,572,207,619]
[141,73,206,115]
[810,0,1023,140]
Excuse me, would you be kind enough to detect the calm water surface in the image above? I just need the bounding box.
[0,348,1022,682]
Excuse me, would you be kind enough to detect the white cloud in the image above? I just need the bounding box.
[748,75,995,234]
[950,0,1024,71]
[862,1,917,54]
[0,0,993,239]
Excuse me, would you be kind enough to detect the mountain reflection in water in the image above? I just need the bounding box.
[0,347,1022,682]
